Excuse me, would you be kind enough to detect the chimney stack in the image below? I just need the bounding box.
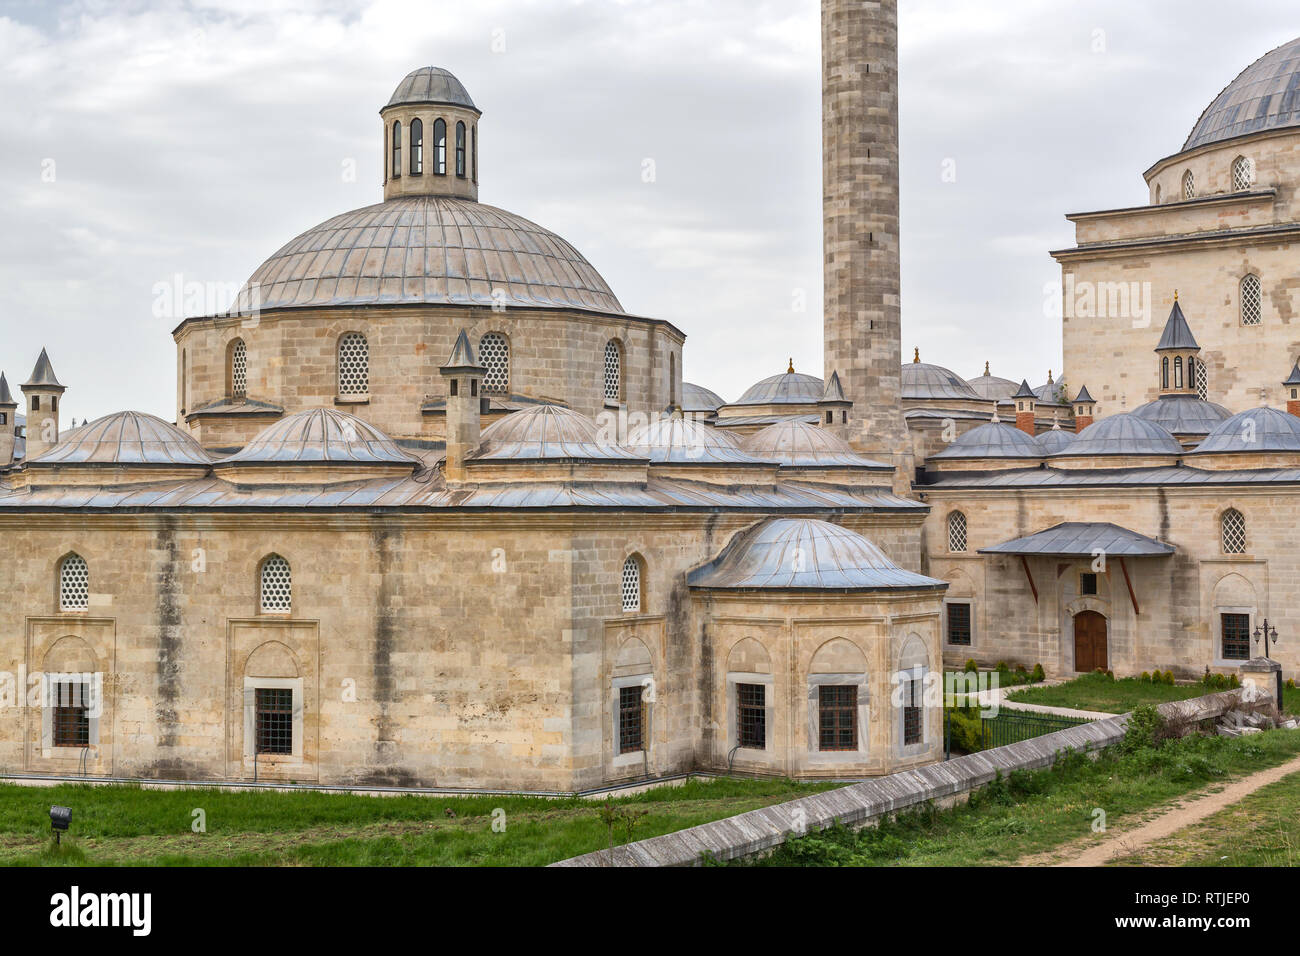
[1284,363,1300,417]
[20,348,64,462]
[1072,385,1096,433]
[1012,380,1037,436]
[0,373,16,467]
[440,330,485,482]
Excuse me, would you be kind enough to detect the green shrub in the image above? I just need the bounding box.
[1230,674,1241,688]
[964,659,978,673]
[1163,670,1176,685]
[1031,663,1045,683]
[1139,671,1151,683]
[1122,704,1167,753]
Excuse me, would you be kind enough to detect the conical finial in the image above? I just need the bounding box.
[984,361,990,376]
[1174,289,1179,302]
[913,347,920,364]
[787,357,795,374]
[990,407,1001,424]
[1047,369,1054,384]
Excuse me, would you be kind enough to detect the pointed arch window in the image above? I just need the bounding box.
[621,555,643,613]
[59,554,89,612]
[1241,274,1262,326]
[260,555,292,613]
[391,121,402,178]
[1221,509,1246,555]
[1182,169,1195,200]
[338,333,369,397]
[1161,356,1170,391]
[455,121,466,178]
[433,119,447,175]
[947,511,968,553]
[228,338,247,399]
[479,332,509,393]
[409,118,423,175]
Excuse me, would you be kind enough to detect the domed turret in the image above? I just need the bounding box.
[382,67,482,203]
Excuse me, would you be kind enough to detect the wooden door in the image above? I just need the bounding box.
[1074,611,1108,672]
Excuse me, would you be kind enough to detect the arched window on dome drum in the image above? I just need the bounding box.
[337,333,369,397]
[947,511,967,553]
[433,119,447,175]
[1182,170,1195,200]
[409,118,423,175]
[604,341,622,403]
[260,555,292,613]
[391,121,401,178]
[1174,356,1183,389]
[455,121,466,178]
[1161,356,1169,391]
[1232,155,1254,192]
[621,555,643,613]
[1196,361,1209,402]
[479,333,509,393]
[1241,274,1262,326]
[59,553,89,612]
[472,125,477,183]
[1221,509,1246,555]
[228,338,247,399]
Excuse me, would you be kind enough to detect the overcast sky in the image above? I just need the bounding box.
[0,0,1297,423]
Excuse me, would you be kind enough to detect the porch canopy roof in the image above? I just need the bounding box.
[978,522,1175,558]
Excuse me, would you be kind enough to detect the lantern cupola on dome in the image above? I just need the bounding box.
[382,67,482,202]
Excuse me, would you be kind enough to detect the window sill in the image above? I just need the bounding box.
[335,395,370,406]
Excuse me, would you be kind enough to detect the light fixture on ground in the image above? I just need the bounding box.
[49,805,71,844]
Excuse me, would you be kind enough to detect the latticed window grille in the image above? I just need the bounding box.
[60,554,89,611]
[1221,613,1251,661]
[621,556,641,612]
[260,555,292,613]
[946,602,972,646]
[818,685,857,752]
[1195,360,1209,401]
[947,511,968,553]
[1232,156,1254,192]
[604,341,621,402]
[1241,274,1262,326]
[902,676,923,745]
[52,681,90,747]
[1183,170,1196,199]
[231,339,247,397]
[479,333,509,393]
[737,683,766,749]
[338,333,369,396]
[618,685,644,754]
[255,687,293,755]
[1221,509,1246,555]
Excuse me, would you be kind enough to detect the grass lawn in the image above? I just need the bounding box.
[1107,766,1300,867]
[1005,672,1210,713]
[0,776,840,867]
[737,729,1300,866]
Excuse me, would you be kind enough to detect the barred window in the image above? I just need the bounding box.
[604,341,622,402]
[1195,360,1209,402]
[1221,613,1251,661]
[1241,274,1262,326]
[1232,155,1254,192]
[1221,509,1246,555]
[737,683,766,749]
[621,555,642,613]
[409,117,423,175]
[618,684,644,754]
[479,333,509,393]
[946,602,972,646]
[230,338,247,398]
[902,676,923,745]
[338,332,369,396]
[947,511,967,553]
[818,685,857,751]
[1182,169,1195,200]
[433,118,447,175]
[391,121,401,178]
[260,555,292,613]
[255,687,293,755]
[455,121,466,178]
[52,680,90,748]
[59,554,89,611]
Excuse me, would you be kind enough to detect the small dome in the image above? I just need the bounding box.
[1185,37,1300,150]
[1055,413,1183,457]
[472,405,643,461]
[688,518,947,591]
[219,408,419,465]
[735,370,824,405]
[682,382,726,413]
[386,67,478,112]
[1132,395,1231,437]
[625,417,765,465]
[967,370,1019,401]
[1033,381,1068,406]
[1035,428,1077,455]
[901,362,980,401]
[930,421,1043,460]
[232,197,623,316]
[1192,406,1300,454]
[743,420,890,468]
[29,411,211,467]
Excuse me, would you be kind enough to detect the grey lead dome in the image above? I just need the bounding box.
[386,67,479,112]
[1185,36,1300,150]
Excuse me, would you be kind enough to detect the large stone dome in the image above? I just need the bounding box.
[231,196,624,316]
[1185,36,1300,150]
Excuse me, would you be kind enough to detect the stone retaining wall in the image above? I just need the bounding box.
[551,690,1246,867]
